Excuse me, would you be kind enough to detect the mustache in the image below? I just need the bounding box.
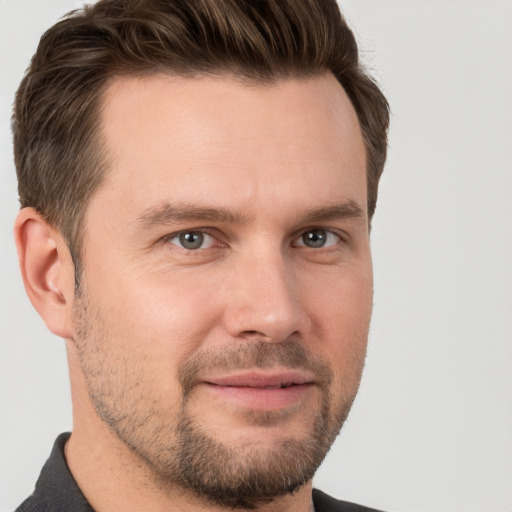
[178,340,333,397]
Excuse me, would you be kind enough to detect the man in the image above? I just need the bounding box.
[12,0,389,510]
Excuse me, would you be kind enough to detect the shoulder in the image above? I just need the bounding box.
[14,433,94,512]
[312,489,386,512]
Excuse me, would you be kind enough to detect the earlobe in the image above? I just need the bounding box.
[14,208,76,339]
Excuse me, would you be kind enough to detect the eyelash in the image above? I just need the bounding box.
[292,229,342,249]
[162,229,221,251]
[162,227,345,251]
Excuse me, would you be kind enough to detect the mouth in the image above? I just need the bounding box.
[205,371,313,388]
[201,370,315,411]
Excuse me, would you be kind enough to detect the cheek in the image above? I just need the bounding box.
[89,268,223,364]
[305,267,372,381]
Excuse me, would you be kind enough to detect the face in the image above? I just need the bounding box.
[73,73,372,507]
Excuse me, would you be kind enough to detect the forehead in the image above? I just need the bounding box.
[92,73,366,220]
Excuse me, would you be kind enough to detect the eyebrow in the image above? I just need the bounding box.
[136,199,365,230]
[137,202,252,229]
[298,201,365,225]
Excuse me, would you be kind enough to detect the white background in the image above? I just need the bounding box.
[1,1,511,511]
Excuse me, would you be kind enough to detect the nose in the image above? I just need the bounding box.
[221,249,310,343]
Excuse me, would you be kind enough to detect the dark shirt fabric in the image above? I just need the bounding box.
[16,433,384,512]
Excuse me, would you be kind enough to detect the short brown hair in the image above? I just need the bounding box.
[13,0,389,274]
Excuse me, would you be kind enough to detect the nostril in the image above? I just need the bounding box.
[241,330,262,337]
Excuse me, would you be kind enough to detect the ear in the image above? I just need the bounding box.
[14,208,76,339]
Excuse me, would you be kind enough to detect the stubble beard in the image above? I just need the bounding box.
[72,290,362,509]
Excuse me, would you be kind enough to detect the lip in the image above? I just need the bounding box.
[201,370,316,411]
[205,370,314,388]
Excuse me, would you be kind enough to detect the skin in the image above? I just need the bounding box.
[15,73,372,512]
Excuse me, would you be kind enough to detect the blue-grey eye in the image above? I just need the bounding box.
[298,229,339,248]
[303,229,327,248]
[179,232,203,249]
[169,231,215,250]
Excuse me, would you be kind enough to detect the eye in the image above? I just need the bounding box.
[295,228,340,248]
[167,231,216,250]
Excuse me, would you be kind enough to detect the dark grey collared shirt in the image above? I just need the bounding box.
[15,434,93,512]
[15,433,383,512]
